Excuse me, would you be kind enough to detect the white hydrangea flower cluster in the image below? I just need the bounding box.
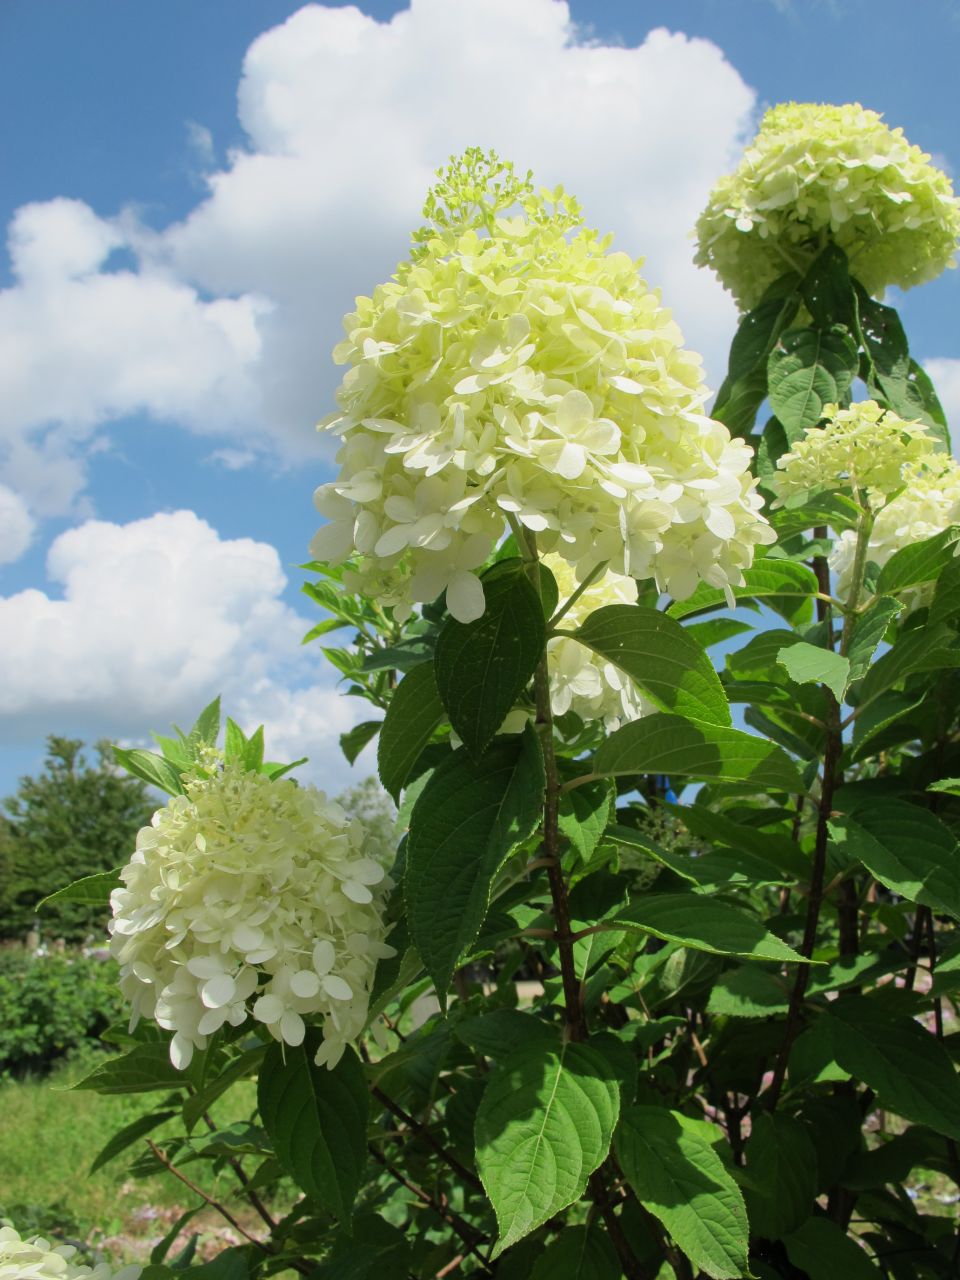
[771,401,935,506]
[110,761,395,1071]
[0,1227,140,1280]
[695,102,960,310]
[311,150,773,623]
[831,452,960,604]
[544,554,655,729]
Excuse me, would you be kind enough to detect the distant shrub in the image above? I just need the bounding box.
[0,950,124,1077]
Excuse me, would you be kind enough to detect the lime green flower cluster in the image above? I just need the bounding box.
[771,400,934,507]
[695,102,960,309]
[311,150,773,622]
[831,451,960,604]
[110,759,395,1071]
[0,1226,140,1280]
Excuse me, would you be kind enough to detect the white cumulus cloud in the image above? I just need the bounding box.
[0,0,758,544]
[0,199,268,522]
[0,509,367,790]
[925,357,960,441]
[0,484,35,563]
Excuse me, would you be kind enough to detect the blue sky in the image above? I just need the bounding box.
[1,0,958,798]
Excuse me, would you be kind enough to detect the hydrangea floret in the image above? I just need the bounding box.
[0,1226,140,1280]
[544,554,654,728]
[695,102,960,310]
[311,149,773,623]
[110,759,394,1071]
[770,400,935,507]
[831,451,960,604]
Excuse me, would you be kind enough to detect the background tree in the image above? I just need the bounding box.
[0,737,155,943]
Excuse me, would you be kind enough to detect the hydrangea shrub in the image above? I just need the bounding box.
[31,120,960,1280]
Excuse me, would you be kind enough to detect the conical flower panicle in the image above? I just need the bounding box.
[312,149,773,623]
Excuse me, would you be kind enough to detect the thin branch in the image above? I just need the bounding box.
[367,1145,493,1274]
[146,1139,269,1253]
[372,1086,483,1191]
[548,560,609,628]
[199,1109,277,1235]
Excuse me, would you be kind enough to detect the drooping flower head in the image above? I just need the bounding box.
[831,451,960,605]
[695,102,960,310]
[771,400,935,507]
[110,758,394,1071]
[311,149,773,622]
[0,1226,140,1280]
[544,554,654,729]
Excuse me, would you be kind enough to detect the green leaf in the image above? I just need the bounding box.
[405,729,544,1002]
[829,802,960,919]
[767,325,859,440]
[859,620,960,706]
[558,779,613,861]
[665,802,807,879]
[821,998,960,1138]
[572,605,730,727]
[846,596,903,684]
[777,640,850,702]
[725,277,801,381]
[377,662,445,802]
[72,1044,187,1095]
[593,713,803,792]
[856,285,950,449]
[851,689,924,761]
[257,1034,368,1217]
[604,893,804,962]
[38,867,121,909]
[783,1216,881,1279]
[616,1106,748,1279]
[189,696,221,748]
[529,1224,620,1280]
[712,364,770,437]
[684,619,754,648]
[360,639,434,672]
[929,555,960,626]
[434,562,544,758]
[241,726,264,772]
[667,557,816,626]
[224,717,247,762]
[801,244,855,330]
[875,525,960,596]
[712,280,800,436]
[112,746,185,796]
[89,1109,178,1174]
[475,1042,620,1256]
[928,777,960,797]
[339,719,382,765]
[743,1113,818,1240]
[456,1010,559,1060]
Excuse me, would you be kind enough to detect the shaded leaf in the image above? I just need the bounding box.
[616,1106,748,1279]
[821,998,960,1139]
[340,719,382,765]
[593,713,803,792]
[405,729,544,1002]
[829,802,960,919]
[377,661,445,801]
[743,1113,818,1240]
[434,562,544,758]
[257,1034,368,1216]
[604,893,803,962]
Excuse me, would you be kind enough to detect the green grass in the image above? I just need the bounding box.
[0,1051,263,1266]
